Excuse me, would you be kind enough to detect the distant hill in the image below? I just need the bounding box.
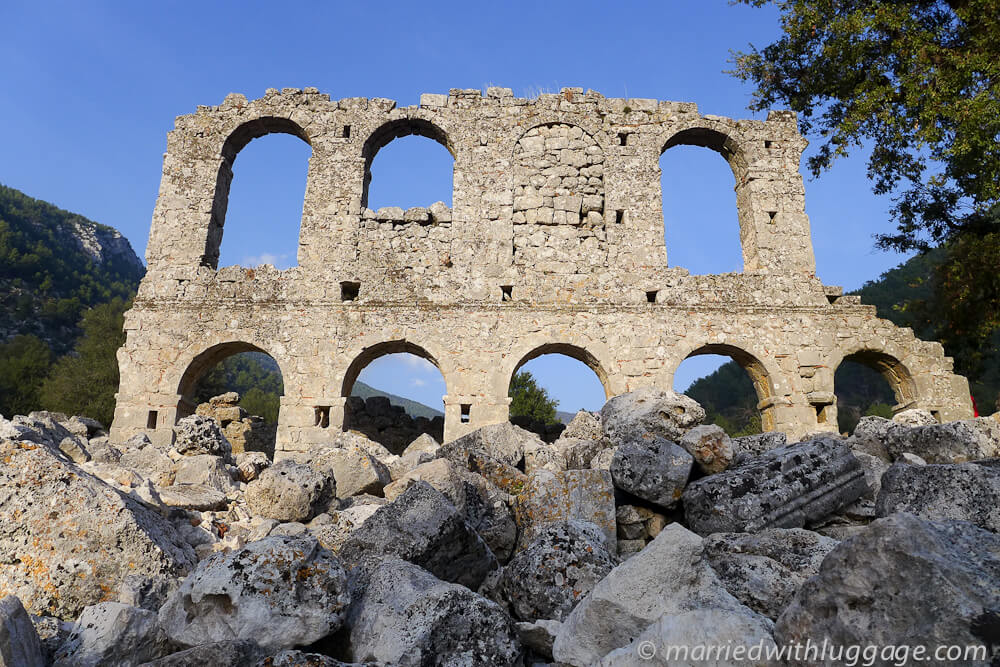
[0,183,144,354]
[351,381,443,419]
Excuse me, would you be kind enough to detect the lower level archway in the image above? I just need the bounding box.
[833,349,918,433]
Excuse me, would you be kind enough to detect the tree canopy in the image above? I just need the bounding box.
[508,371,560,425]
[731,0,1000,373]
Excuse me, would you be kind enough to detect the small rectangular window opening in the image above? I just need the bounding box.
[342,125,351,138]
[764,140,772,149]
[815,404,829,424]
[501,285,513,301]
[460,404,471,424]
[617,132,629,146]
[340,281,360,301]
[146,410,158,429]
[646,290,658,304]
[767,211,777,223]
[615,210,624,225]
[314,406,331,428]
[931,410,941,423]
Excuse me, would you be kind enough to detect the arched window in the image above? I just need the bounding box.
[833,350,917,434]
[362,119,454,211]
[177,343,284,458]
[507,344,609,441]
[206,118,311,269]
[341,342,446,453]
[674,344,775,436]
[660,128,746,274]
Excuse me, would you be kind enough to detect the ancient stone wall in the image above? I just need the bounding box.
[110,86,974,451]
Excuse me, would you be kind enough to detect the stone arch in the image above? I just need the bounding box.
[670,342,779,431]
[360,117,455,210]
[340,339,448,399]
[175,340,287,421]
[204,117,312,269]
[496,340,619,408]
[831,347,918,411]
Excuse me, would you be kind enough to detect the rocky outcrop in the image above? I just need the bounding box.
[682,438,869,535]
[776,513,1000,664]
[601,387,705,444]
[0,439,195,620]
[159,536,350,651]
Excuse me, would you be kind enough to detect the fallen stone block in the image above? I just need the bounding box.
[245,460,331,522]
[0,595,45,667]
[610,435,692,509]
[600,387,705,445]
[875,462,1000,532]
[53,602,177,667]
[516,468,617,550]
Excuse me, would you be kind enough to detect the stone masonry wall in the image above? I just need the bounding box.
[111,86,974,452]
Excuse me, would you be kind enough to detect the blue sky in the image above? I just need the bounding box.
[0,0,912,413]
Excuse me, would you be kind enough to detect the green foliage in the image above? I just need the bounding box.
[0,335,53,416]
[0,184,144,354]
[193,352,284,424]
[509,370,560,425]
[38,298,129,427]
[686,361,760,436]
[731,0,1000,382]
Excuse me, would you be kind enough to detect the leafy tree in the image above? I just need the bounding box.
[0,335,53,416]
[38,298,129,426]
[508,371,560,425]
[731,0,1000,374]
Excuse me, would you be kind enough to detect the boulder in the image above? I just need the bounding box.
[0,440,195,620]
[703,528,839,620]
[384,459,517,562]
[486,520,617,622]
[257,651,368,666]
[173,454,238,492]
[597,609,776,666]
[884,418,1000,463]
[600,387,705,445]
[235,451,270,483]
[516,469,617,550]
[679,424,733,474]
[0,596,45,667]
[52,602,176,667]
[338,481,498,589]
[847,415,894,460]
[776,513,1000,664]
[119,437,176,487]
[58,435,90,463]
[552,523,767,665]
[245,460,331,522]
[523,441,566,474]
[29,615,69,666]
[875,462,1000,532]
[610,435,693,509]
[155,484,228,511]
[310,445,391,498]
[403,433,441,457]
[560,410,604,441]
[682,438,869,535]
[554,437,604,470]
[117,574,177,613]
[515,619,561,661]
[305,506,380,553]
[893,408,939,427]
[159,535,350,650]
[853,451,891,499]
[438,421,540,468]
[173,415,233,460]
[346,558,520,665]
[139,640,264,666]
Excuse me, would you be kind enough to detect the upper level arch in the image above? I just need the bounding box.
[360,117,455,210]
[204,116,312,270]
[660,126,749,182]
[829,346,918,410]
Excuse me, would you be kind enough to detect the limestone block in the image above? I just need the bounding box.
[516,469,617,550]
[875,462,1000,532]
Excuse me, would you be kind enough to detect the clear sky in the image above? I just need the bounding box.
[0,0,913,413]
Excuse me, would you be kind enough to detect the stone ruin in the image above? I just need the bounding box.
[109,85,974,455]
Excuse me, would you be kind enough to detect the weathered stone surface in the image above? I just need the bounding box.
[156,483,229,511]
[245,460,331,522]
[682,438,869,535]
[0,596,45,667]
[515,619,561,660]
[610,435,693,508]
[703,528,839,620]
[173,454,238,492]
[516,469,617,550]
[847,416,894,460]
[310,444,391,498]
[486,520,616,622]
[403,433,441,457]
[53,602,176,667]
[679,424,733,474]
[347,558,520,666]
[339,481,498,589]
[119,436,176,486]
[553,523,766,665]
[776,513,1000,663]
[560,410,603,441]
[601,388,705,445]
[875,462,1000,532]
[173,415,232,460]
[0,440,195,620]
[28,614,68,667]
[235,451,271,482]
[439,421,540,468]
[118,574,177,613]
[884,418,1000,463]
[139,640,264,667]
[305,505,379,553]
[159,535,350,650]
[853,451,891,499]
[523,441,566,474]
[384,459,517,562]
[258,650,370,666]
[554,437,603,470]
[597,609,777,666]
